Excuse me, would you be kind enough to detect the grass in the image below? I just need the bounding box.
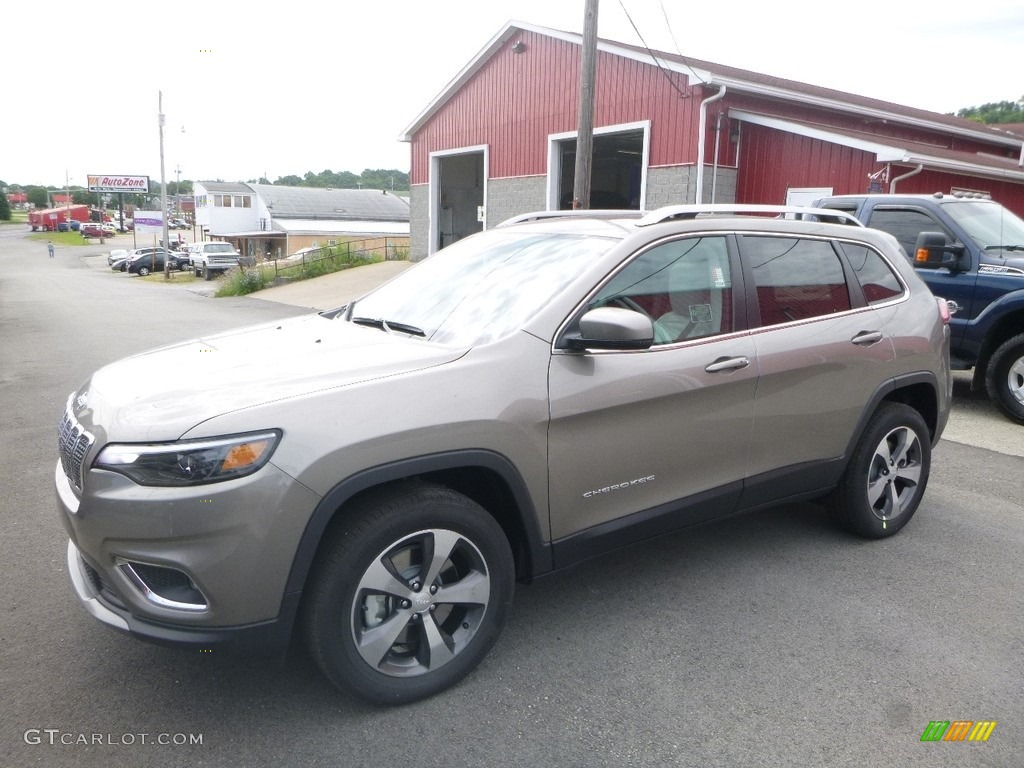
[215,247,394,297]
[139,270,198,284]
[26,231,96,246]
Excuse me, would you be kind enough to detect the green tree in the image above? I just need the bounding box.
[957,97,1024,124]
[0,192,11,221]
[27,187,49,208]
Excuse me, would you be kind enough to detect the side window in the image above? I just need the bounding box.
[590,236,732,345]
[745,236,851,325]
[867,209,949,256]
[838,242,905,305]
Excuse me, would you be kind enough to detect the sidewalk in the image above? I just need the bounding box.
[245,260,414,311]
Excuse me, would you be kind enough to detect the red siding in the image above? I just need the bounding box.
[736,123,1024,215]
[736,124,879,204]
[410,31,703,183]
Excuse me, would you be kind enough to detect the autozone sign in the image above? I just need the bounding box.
[87,175,150,193]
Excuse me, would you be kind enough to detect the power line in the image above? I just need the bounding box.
[617,0,706,97]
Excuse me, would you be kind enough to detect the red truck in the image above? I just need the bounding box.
[28,204,91,232]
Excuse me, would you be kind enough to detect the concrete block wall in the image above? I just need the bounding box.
[645,166,737,208]
[485,176,548,228]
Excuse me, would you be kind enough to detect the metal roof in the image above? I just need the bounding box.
[271,219,410,235]
[195,181,254,194]
[248,185,410,222]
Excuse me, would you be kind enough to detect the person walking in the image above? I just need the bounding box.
[47,241,55,258]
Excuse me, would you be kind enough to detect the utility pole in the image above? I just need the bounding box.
[572,0,599,209]
[159,91,170,279]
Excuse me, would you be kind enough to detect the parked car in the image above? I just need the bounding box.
[57,221,70,232]
[107,248,129,266]
[125,247,184,276]
[169,218,189,230]
[110,257,129,272]
[190,241,241,279]
[70,220,82,231]
[81,223,116,238]
[57,204,952,705]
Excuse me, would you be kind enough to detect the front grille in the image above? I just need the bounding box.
[58,398,94,490]
[81,558,126,610]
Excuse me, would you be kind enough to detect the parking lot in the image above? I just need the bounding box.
[1,227,1021,767]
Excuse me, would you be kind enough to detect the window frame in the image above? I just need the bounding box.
[737,233,865,329]
[562,231,749,352]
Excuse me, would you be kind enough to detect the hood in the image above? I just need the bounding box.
[74,314,467,442]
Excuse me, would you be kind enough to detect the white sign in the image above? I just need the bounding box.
[87,174,150,194]
[134,210,164,234]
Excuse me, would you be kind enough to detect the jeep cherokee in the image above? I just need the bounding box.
[56,205,952,704]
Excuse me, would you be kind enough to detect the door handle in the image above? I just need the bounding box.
[851,330,883,346]
[705,356,750,373]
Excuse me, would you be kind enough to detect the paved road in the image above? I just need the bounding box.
[1,228,1021,767]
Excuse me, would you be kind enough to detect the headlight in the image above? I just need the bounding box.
[93,431,281,487]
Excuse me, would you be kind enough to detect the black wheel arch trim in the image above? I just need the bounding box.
[282,450,552,605]
[842,371,942,462]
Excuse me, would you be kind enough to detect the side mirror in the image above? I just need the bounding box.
[562,307,654,351]
[913,232,968,272]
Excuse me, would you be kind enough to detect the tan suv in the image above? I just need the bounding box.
[56,205,951,704]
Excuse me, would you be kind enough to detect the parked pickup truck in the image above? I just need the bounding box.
[814,192,1024,423]
[189,241,241,280]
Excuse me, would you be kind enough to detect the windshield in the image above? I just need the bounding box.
[349,231,616,346]
[206,243,236,253]
[943,201,1024,253]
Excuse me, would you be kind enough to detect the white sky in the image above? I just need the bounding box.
[3,0,1021,189]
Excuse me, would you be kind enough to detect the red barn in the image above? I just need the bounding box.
[401,21,1024,259]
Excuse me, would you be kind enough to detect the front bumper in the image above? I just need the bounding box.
[65,539,299,651]
[56,457,320,648]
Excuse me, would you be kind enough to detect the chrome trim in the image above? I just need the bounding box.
[66,541,130,632]
[116,559,208,612]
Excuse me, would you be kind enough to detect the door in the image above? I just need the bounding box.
[862,206,977,348]
[548,234,757,542]
[739,234,897,502]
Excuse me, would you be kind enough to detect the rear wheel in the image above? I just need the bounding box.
[829,402,931,538]
[303,483,514,704]
[985,333,1024,424]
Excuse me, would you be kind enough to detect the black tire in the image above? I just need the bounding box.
[202,265,211,281]
[303,482,514,704]
[985,333,1024,425]
[137,266,150,276]
[829,402,931,539]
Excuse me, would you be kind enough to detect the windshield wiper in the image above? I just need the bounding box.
[984,244,1024,251]
[351,316,426,337]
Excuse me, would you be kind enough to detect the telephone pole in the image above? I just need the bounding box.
[572,0,599,209]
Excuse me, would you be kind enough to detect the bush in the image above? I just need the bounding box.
[215,266,273,297]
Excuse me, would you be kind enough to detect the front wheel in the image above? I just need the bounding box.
[137,266,150,276]
[829,402,931,538]
[985,333,1024,424]
[303,483,514,704]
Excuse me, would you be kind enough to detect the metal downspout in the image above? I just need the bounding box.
[889,164,923,193]
[696,86,726,204]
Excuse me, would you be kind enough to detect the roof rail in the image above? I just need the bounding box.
[496,209,644,227]
[637,204,864,227]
